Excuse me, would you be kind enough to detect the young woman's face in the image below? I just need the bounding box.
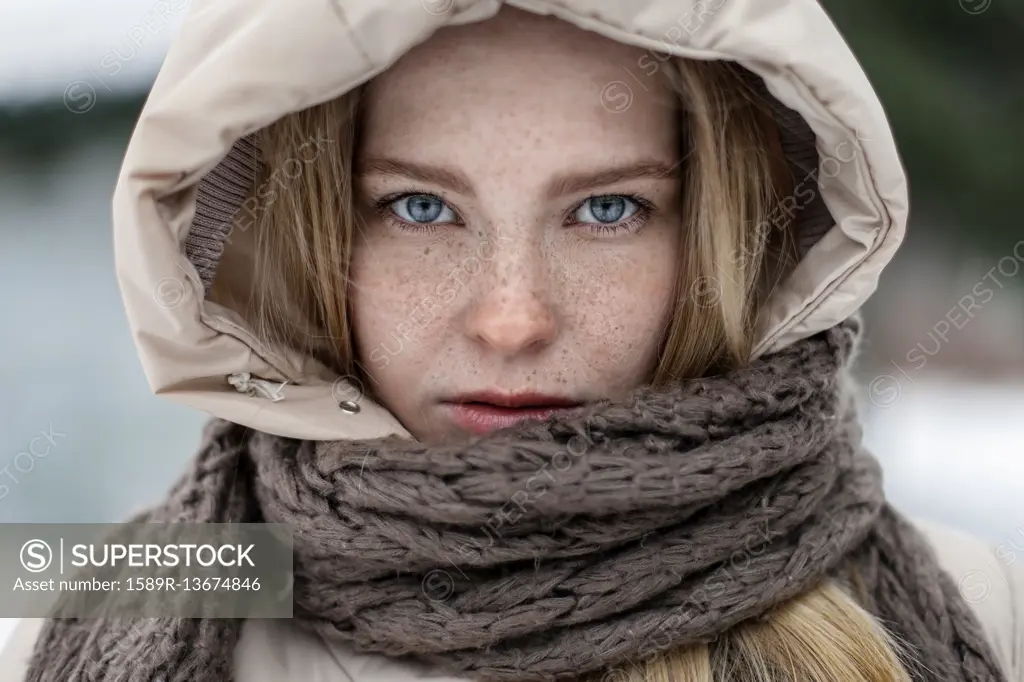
[351,8,682,443]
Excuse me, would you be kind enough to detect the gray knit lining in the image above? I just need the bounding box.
[185,135,259,292]
[183,70,836,295]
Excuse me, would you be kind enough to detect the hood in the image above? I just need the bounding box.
[112,0,908,441]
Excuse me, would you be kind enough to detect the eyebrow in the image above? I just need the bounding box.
[358,158,474,194]
[549,161,680,197]
[358,158,680,198]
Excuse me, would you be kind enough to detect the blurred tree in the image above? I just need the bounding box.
[820,0,1024,252]
[0,97,143,166]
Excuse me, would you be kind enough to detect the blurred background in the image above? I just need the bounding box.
[0,0,1022,643]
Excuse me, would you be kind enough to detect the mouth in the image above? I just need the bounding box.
[441,391,585,435]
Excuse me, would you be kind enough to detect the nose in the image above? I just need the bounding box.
[463,250,558,357]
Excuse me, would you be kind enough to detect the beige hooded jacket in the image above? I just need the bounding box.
[2,0,1023,680]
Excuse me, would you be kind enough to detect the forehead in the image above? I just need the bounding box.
[358,7,679,167]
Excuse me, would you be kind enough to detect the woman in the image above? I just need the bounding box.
[4,1,1022,681]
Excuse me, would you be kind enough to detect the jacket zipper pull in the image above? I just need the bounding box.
[227,372,288,402]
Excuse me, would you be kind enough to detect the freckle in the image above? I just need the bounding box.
[424,246,431,256]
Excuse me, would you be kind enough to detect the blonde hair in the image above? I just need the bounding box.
[585,579,911,682]
[231,58,912,682]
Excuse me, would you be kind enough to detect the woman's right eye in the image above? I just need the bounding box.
[387,194,458,226]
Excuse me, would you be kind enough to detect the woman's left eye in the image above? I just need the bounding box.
[571,195,646,233]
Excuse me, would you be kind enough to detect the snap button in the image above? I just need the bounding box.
[338,400,361,414]
[332,376,365,415]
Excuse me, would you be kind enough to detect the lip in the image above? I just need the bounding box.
[441,391,584,435]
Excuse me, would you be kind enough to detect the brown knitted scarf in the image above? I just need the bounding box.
[26,319,1006,682]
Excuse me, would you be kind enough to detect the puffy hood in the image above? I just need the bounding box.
[113,0,908,441]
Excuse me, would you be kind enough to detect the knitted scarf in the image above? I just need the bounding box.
[26,319,1006,682]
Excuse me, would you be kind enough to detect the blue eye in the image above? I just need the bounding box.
[574,195,640,225]
[390,194,458,224]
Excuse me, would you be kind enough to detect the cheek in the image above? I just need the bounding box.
[349,235,463,375]
[562,237,677,383]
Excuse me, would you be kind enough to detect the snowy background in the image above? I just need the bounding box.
[1,0,1023,653]
[0,0,186,104]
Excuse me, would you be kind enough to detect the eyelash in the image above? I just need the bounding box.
[372,192,461,236]
[372,192,656,235]
[564,194,655,235]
